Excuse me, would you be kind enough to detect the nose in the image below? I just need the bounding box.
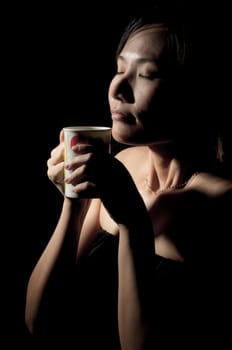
[113,77,134,103]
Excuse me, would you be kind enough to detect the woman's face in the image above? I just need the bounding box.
[108,24,176,145]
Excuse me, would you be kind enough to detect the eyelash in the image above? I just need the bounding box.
[139,72,161,80]
[115,71,161,80]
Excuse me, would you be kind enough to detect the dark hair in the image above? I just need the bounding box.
[116,3,193,71]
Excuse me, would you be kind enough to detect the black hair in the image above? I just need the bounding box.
[116,2,193,70]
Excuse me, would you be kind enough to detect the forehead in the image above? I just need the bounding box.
[121,24,168,61]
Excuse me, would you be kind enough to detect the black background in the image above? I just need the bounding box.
[3,1,231,347]
[4,3,145,347]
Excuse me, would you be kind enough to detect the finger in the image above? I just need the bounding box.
[59,129,64,143]
[71,143,93,154]
[71,181,98,198]
[64,163,86,184]
[47,162,64,183]
[49,144,65,164]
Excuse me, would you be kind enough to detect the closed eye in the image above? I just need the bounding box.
[139,72,162,80]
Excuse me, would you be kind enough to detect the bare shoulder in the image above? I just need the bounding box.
[193,172,232,198]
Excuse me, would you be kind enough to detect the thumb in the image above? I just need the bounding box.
[59,129,64,143]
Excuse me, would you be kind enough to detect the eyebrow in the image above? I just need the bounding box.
[117,55,158,65]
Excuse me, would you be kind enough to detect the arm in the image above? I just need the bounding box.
[98,157,156,350]
[25,196,101,335]
[25,131,101,335]
[117,214,155,350]
[59,142,156,349]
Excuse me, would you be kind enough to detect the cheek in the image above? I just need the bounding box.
[135,85,159,115]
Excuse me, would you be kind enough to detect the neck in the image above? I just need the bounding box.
[145,146,196,192]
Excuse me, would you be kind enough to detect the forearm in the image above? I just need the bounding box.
[98,158,156,347]
[118,217,155,350]
[25,198,90,334]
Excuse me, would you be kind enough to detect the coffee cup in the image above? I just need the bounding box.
[63,126,111,198]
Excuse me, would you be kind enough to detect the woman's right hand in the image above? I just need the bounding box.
[47,129,65,195]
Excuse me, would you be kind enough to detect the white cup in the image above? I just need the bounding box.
[63,126,111,198]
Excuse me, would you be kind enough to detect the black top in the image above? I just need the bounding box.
[33,228,231,349]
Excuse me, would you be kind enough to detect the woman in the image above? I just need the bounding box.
[25,4,232,349]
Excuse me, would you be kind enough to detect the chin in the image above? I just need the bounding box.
[112,134,133,145]
[111,126,132,145]
[113,132,173,147]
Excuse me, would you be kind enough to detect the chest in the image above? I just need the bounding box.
[99,191,186,262]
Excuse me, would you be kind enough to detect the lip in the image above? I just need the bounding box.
[111,112,126,120]
[111,112,135,124]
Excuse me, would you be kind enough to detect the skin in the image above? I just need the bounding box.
[25,25,232,349]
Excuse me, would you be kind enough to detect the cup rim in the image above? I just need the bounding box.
[63,126,111,131]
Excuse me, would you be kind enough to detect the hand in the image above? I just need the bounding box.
[47,129,65,195]
[64,144,147,226]
[64,140,111,199]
